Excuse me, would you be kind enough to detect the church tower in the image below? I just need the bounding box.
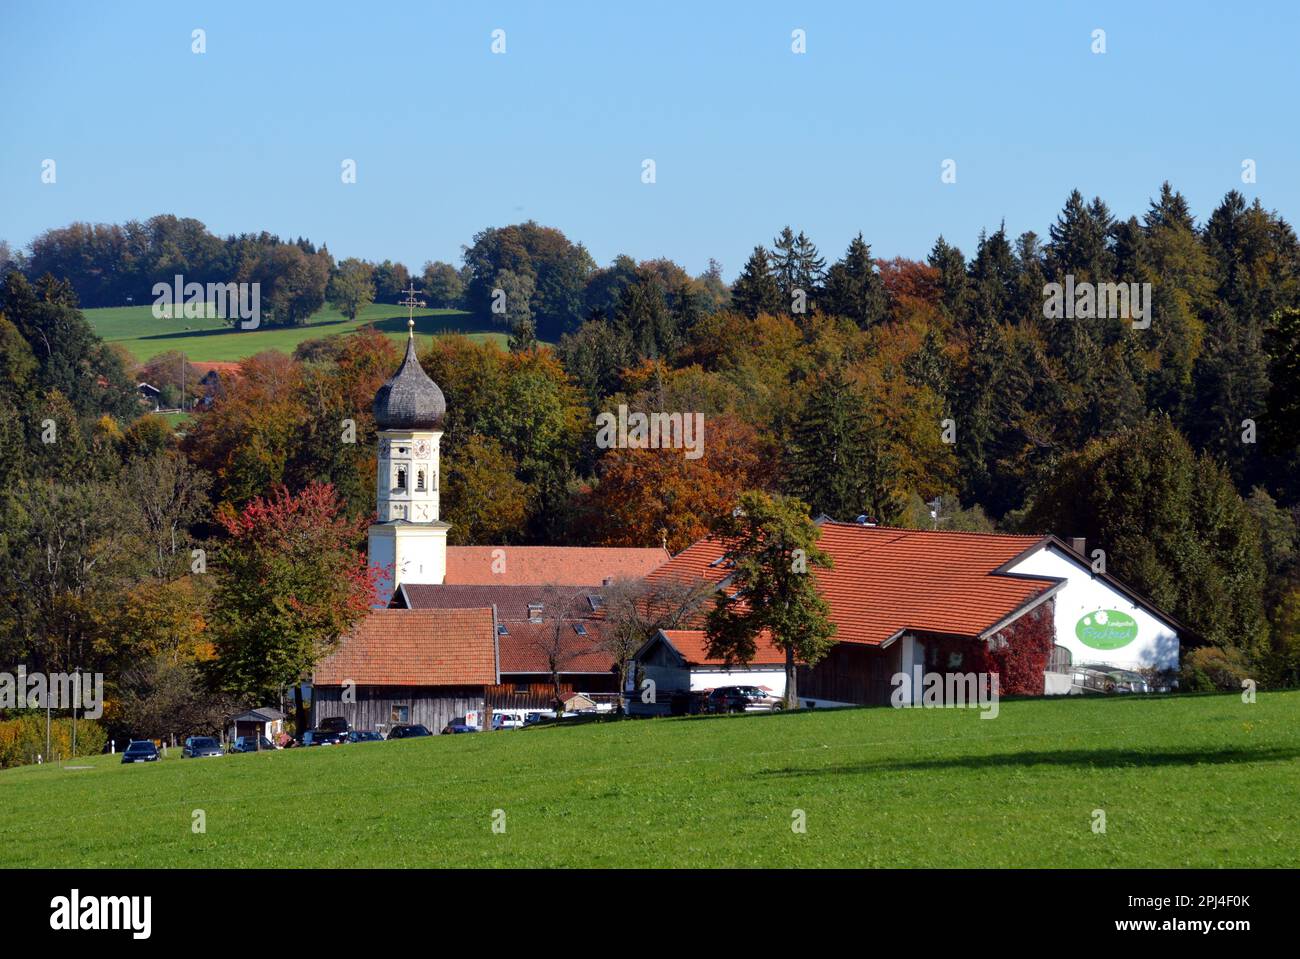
[368,315,450,604]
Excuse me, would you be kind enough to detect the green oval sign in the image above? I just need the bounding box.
[1075,609,1139,650]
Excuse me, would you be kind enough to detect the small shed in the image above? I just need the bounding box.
[228,706,285,743]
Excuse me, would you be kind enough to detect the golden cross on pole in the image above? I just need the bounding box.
[399,284,426,338]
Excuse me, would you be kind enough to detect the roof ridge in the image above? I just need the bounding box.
[819,521,1046,540]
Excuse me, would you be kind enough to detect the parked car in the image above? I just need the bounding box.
[346,730,384,743]
[387,724,432,739]
[1072,665,1151,694]
[316,716,351,735]
[441,717,478,734]
[229,736,276,753]
[182,736,224,758]
[299,729,346,746]
[490,712,523,731]
[121,740,159,764]
[705,686,784,713]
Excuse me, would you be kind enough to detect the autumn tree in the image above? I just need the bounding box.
[583,414,769,552]
[443,434,530,544]
[209,482,377,727]
[705,491,836,708]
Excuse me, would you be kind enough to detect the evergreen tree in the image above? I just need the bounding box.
[784,367,899,522]
[1046,190,1115,284]
[1263,307,1300,459]
[927,235,970,322]
[730,246,783,318]
[1023,415,1269,661]
[967,224,1019,334]
[823,233,887,328]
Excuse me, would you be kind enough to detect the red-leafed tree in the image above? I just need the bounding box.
[209,482,378,727]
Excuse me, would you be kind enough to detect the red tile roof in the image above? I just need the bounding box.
[660,629,787,666]
[443,546,669,586]
[497,621,615,674]
[314,608,497,686]
[399,584,603,622]
[649,522,1060,647]
[190,361,243,378]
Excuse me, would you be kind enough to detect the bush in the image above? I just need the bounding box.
[1180,646,1254,693]
[0,713,108,768]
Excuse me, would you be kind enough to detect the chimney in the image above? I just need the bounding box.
[1071,536,1086,557]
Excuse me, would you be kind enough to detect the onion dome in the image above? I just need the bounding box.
[373,321,446,430]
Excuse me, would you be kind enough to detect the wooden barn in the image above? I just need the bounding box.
[312,607,499,734]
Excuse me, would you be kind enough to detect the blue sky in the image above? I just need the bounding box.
[2,0,1297,279]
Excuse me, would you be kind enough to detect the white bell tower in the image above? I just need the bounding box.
[368,294,450,604]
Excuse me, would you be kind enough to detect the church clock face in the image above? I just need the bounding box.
[414,439,431,458]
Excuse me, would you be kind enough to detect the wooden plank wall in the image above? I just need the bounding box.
[313,685,485,734]
[798,643,899,706]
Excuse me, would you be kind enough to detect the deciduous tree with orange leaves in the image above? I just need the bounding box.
[209,482,377,726]
[581,414,771,552]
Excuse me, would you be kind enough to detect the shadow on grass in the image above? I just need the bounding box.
[759,743,1300,779]
[132,310,485,343]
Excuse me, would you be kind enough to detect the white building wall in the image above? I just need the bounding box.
[690,667,786,695]
[1007,545,1179,673]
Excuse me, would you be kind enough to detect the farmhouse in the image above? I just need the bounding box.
[639,524,1184,706]
[315,319,1185,728]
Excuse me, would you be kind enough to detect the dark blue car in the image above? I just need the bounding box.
[121,740,159,763]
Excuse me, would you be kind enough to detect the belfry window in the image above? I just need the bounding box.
[416,469,426,491]
[396,466,407,490]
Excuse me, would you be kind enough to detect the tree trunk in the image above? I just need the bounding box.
[293,683,306,735]
[785,644,798,709]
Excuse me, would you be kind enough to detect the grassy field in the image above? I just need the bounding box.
[87,302,511,363]
[3,691,1297,868]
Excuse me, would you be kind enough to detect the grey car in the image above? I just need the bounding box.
[182,736,224,758]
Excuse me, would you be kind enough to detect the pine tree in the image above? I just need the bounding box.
[770,226,799,305]
[1046,189,1116,284]
[785,367,900,523]
[730,246,783,319]
[927,235,970,322]
[823,233,887,328]
[967,224,1019,334]
[790,230,825,306]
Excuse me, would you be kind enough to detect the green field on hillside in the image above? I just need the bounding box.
[87,302,511,363]
[3,692,1297,868]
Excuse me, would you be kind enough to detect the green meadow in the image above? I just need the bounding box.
[3,691,1297,868]
[86,302,511,363]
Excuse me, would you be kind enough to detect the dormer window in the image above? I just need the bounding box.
[416,470,426,492]
[396,466,407,490]
[527,603,543,623]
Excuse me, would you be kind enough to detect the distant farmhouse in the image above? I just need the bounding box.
[312,322,1185,732]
